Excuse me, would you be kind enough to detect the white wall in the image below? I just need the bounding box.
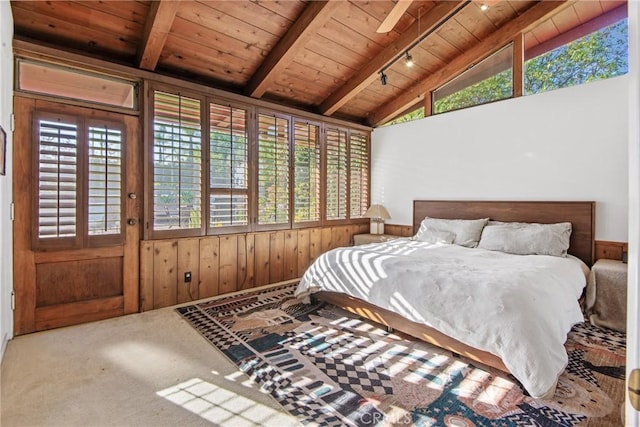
[372,75,629,241]
[626,0,639,424]
[1,0,13,360]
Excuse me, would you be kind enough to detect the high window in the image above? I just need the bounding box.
[35,112,124,249]
[432,44,513,115]
[524,18,628,95]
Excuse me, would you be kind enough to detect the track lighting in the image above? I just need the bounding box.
[404,51,414,67]
[380,71,388,86]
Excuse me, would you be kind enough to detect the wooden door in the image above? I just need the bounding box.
[13,97,141,334]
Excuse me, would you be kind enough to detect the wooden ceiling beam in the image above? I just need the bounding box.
[319,0,468,117]
[245,0,339,98]
[137,0,181,71]
[369,1,575,127]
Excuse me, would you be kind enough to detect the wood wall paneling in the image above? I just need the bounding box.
[140,225,367,310]
[140,241,154,312]
[595,240,628,262]
[384,224,414,237]
[199,237,220,299]
[219,235,239,295]
[177,239,200,304]
[254,233,271,287]
[152,240,179,308]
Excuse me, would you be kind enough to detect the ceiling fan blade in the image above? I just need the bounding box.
[377,0,413,33]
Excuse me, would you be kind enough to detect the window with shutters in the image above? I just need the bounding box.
[87,122,123,239]
[325,127,348,221]
[148,86,371,237]
[152,91,202,234]
[349,132,369,219]
[257,113,290,227]
[35,112,124,249]
[209,102,249,231]
[293,121,321,225]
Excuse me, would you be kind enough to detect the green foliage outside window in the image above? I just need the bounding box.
[385,19,628,125]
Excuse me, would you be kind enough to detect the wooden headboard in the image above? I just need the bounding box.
[413,200,595,266]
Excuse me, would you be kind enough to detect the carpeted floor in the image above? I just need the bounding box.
[178,283,626,427]
[1,301,299,427]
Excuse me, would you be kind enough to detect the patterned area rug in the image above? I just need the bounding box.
[177,284,626,427]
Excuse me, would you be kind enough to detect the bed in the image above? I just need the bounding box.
[295,200,595,399]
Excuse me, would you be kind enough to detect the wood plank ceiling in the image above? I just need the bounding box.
[10,0,627,126]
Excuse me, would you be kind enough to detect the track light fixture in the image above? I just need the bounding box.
[404,51,414,67]
[380,71,388,86]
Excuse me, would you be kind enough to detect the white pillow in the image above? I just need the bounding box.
[478,221,572,257]
[414,229,456,245]
[414,217,489,248]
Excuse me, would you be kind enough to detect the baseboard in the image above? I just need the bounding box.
[1,331,9,363]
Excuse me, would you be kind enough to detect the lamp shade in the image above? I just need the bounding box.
[364,204,391,220]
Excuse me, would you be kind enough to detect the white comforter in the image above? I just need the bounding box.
[295,238,588,398]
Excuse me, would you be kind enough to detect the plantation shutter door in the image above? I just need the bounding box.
[325,127,348,221]
[293,121,320,224]
[349,132,369,219]
[210,103,249,230]
[87,121,123,243]
[36,114,80,248]
[257,113,290,226]
[152,91,202,232]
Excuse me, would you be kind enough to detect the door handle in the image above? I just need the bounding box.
[127,218,137,226]
[630,369,640,411]
[128,193,137,200]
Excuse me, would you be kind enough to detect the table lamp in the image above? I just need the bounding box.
[364,204,391,235]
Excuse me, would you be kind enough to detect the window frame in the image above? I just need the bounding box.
[147,84,207,240]
[145,83,371,240]
[292,118,323,229]
[431,43,514,116]
[33,110,126,251]
[207,100,254,236]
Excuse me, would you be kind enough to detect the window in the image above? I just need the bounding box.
[293,121,321,224]
[35,112,124,249]
[433,44,513,115]
[349,132,369,219]
[152,91,202,234]
[87,122,123,237]
[18,60,137,110]
[326,128,348,221]
[524,18,628,95]
[210,103,249,231]
[148,87,370,237]
[257,113,290,227]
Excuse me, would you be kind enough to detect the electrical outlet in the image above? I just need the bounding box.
[184,272,192,283]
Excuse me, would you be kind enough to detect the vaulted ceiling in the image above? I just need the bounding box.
[10,0,627,126]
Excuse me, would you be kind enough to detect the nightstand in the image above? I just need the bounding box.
[353,233,401,246]
[586,259,627,332]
